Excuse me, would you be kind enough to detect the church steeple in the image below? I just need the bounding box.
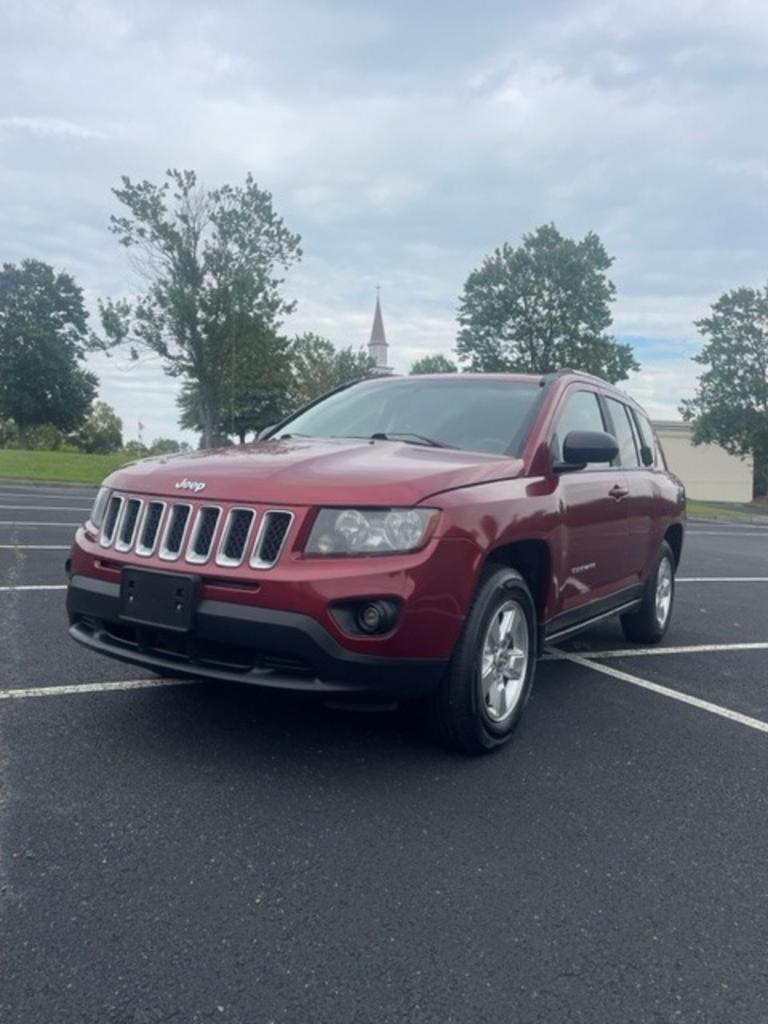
[368,287,392,373]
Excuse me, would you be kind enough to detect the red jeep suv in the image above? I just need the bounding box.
[67,371,685,753]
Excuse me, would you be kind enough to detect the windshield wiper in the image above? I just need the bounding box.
[369,431,452,449]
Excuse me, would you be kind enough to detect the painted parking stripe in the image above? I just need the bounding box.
[687,531,768,537]
[555,650,768,734]
[0,521,80,527]
[0,489,96,498]
[0,584,66,592]
[688,520,768,529]
[545,641,768,661]
[0,544,70,550]
[0,678,196,701]
[677,577,768,582]
[0,505,90,511]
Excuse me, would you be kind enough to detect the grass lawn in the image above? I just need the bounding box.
[0,449,131,485]
[686,499,765,522]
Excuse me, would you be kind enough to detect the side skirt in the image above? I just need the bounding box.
[539,585,644,649]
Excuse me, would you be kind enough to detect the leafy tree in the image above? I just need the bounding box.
[75,400,123,453]
[681,285,768,497]
[410,353,457,374]
[456,223,638,383]
[0,259,97,445]
[289,333,377,409]
[178,321,292,444]
[149,437,191,455]
[0,417,17,448]
[25,424,68,450]
[123,440,149,458]
[98,169,302,448]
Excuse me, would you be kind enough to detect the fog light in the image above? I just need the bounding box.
[356,600,397,635]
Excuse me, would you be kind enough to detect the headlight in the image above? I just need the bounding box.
[89,487,112,530]
[306,508,438,555]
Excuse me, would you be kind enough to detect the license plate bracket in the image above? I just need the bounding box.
[119,567,200,632]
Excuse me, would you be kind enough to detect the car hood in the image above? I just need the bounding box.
[107,438,524,506]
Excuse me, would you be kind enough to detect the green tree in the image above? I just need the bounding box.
[149,437,191,455]
[178,319,293,444]
[0,259,97,445]
[681,285,768,497]
[98,169,302,448]
[75,400,123,453]
[456,223,638,383]
[410,353,457,374]
[123,440,149,458]
[0,417,17,448]
[25,424,68,450]
[289,333,377,409]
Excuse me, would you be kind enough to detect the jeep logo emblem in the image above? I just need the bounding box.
[175,478,206,493]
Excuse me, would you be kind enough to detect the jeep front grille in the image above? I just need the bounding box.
[186,506,221,564]
[98,495,293,569]
[101,495,123,546]
[251,511,293,568]
[216,508,255,567]
[115,498,142,552]
[159,504,192,560]
[136,501,165,556]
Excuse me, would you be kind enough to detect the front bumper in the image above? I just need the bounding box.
[67,575,446,696]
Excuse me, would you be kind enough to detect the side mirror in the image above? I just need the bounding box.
[256,425,275,440]
[555,430,619,472]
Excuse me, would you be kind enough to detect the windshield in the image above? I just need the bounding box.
[273,377,542,455]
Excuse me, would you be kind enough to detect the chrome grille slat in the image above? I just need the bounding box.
[251,511,293,569]
[216,508,255,567]
[115,498,143,552]
[100,495,124,547]
[159,504,192,561]
[186,506,221,564]
[136,501,165,557]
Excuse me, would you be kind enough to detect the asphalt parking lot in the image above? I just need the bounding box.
[1,481,767,1024]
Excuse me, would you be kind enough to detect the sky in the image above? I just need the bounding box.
[2,0,767,442]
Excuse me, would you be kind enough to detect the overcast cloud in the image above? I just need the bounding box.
[2,0,767,440]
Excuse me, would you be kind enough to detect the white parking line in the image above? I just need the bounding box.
[545,641,768,660]
[0,584,66,592]
[555,650,768,734]
[677,577,768,582]
[0,678,195,700]
[0,505,90,511]
[0,544,69,550]
[0,489,96,499]
[687,531,768,537]
[0,521,79,527]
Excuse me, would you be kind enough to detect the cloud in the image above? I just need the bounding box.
[1,0,766,438]
[0,116,107,140]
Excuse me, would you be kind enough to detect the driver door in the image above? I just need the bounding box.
[550,388,632,620]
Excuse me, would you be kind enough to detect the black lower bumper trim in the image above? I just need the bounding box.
[67,575,445,696]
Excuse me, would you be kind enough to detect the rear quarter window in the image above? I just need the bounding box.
[631,409,659,468]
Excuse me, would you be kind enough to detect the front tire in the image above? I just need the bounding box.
[428,566,537,755]
[621,540,676,644]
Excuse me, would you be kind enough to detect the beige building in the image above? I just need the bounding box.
[653,421,753,503]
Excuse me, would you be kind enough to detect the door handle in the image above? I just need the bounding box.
[609,484,629,500]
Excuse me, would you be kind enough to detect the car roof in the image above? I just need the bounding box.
[362,371,644,410]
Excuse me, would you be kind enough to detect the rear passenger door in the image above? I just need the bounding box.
[603,397,655,582]
[550,388,633,618]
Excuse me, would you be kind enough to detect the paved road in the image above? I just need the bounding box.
[1,482,767,1024]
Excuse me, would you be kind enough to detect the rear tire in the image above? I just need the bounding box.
[428,566,537,755]
[620,540,675,644]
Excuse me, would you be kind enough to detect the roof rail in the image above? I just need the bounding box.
[540,367,608,385]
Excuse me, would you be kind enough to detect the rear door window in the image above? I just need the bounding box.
[631,409,658,468]
[605,398,641,468]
